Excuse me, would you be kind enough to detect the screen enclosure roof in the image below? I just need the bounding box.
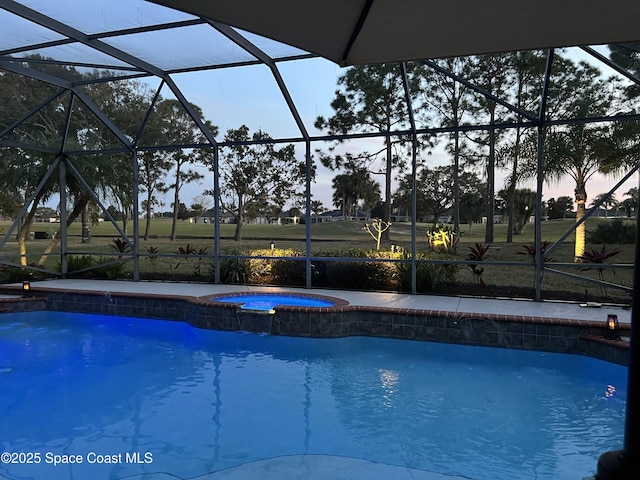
[2,0,639,86]
[149,0,640,66]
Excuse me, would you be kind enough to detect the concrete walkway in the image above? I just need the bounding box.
[21,278,632,325]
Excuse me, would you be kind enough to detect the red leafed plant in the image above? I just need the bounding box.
[517,240,554,263]
[578,245,621,285]
[467,242,490,286]
[175,244,209,276]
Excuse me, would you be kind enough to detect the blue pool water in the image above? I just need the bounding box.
[213,293,335,310]
[0,311,627,480]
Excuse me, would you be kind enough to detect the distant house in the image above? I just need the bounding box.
[482,213,505,224]
[280,209,301,225]
[34,217,61,223]
[194,210,305,225]
[246,216,269,225]
[317,210,345,222]
[314,209,370,222]
[195,211,236,224]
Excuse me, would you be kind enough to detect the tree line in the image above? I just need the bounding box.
[316,48,640,260]
[0,59,308,265]
[1,47,639,267]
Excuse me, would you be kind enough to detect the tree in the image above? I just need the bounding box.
[609,45,640,99]
[192,194,213,213]
[190,202,205,221]
[497,51,547,243]
[331,167,381,220]
[175,202,190,220]
[310,200,326,216]
[0,66,76,264]
[546,196,574,219]
[590,192,619,218]
[419,165,455,222]
[315,63,424,241]
[393,171,427,221]
[625,186,639,204]
[211,125,308,241]
[498,188,536,235]
[459,190,485,233]
[418,57,475,232]
[620,187,638,217]
[0,62,143,265]
[544,58,627,260]
[107,205,123,221]
[139,152,171,240]
[362,218,392,250]
[395,166,485,225]
[145,99,217,241]
[466,54,513,244]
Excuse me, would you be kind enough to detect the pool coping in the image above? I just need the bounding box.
[206,291,351,312]
[0,284,630,366]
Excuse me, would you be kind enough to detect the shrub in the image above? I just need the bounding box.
[426,224,460,254]
[213,247,253,284]
[0,264,35,283]
[57,255,129,279]
[305,248,396,290]
[587,219,636,244]
[247,248,302,283]
[64,255,96,274]
[397,252,458,293]
[271,258,306,287]
[311,258,394,290]
[217,257,251,284]
[93,257,129,279]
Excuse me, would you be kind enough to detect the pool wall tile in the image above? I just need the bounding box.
[0,297,45,312]
[8,286,629,366]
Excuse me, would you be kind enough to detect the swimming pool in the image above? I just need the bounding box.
[212,293,336,311]
[0,311,627,480]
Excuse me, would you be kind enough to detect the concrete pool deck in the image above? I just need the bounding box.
[7,278,632,325]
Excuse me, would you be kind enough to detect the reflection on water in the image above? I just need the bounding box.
[0,311,627,480]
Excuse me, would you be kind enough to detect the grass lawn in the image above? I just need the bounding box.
[0,217,634,304]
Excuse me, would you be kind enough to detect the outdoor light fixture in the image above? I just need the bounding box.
[606,314,621,340]
[22,281,31,297]
[270,241,275,250]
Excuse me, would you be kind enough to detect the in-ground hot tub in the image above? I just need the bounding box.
[210,292,344,312]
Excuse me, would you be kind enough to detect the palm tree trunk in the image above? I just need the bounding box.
[17,190,47,266]
[37,194,90,266]
[574,182,587,261]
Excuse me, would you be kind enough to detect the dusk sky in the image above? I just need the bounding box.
[165,51,638,213]
[5,0,636,213]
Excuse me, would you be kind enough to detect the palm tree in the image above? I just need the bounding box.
[590,193,619,218]
[543,59,626,261]
[620,187,638,218]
